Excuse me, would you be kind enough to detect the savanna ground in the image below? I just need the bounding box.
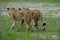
[0,0,60,40]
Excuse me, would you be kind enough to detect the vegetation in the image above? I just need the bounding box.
[0,16,60,40]
[0,0,60,3]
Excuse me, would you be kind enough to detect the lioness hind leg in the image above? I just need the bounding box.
[21,19,24,27]
[34,23,38,30]
[26,21,33,32]
[34,20,39,30]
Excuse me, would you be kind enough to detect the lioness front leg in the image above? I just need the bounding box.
[10,21,15,29]
[10,19,18,29]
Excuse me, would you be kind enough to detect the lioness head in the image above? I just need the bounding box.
[7,7,15,15]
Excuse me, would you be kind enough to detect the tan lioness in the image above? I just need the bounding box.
[31,10,46,30]
[7,7,25,29]
[18,8,33,31]
[7,7,33,31]
[18,8,46,31]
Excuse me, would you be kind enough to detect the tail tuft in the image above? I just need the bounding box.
[43,23,46,26]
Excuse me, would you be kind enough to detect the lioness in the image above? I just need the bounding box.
[31,10,46,30]
[18,8,46,31]
[7,7,33,31]
[7,7,25,29]
[18,8,33,31]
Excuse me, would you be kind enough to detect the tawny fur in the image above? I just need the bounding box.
[7,7,33,31]
[20,8,46,30]
[7,8,25,29]
[18,8,32,31]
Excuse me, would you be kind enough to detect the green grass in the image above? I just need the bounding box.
[0,16,60,40]
[0,0,60,3]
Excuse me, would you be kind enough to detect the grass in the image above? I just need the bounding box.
[0,16,60,40]
[0,0,60,3]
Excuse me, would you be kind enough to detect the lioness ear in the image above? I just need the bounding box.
[7,8,9,10]
[18,8,21,10]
